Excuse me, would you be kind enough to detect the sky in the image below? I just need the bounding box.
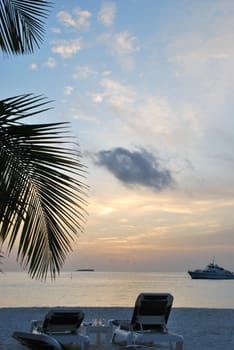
[1,0,234,272]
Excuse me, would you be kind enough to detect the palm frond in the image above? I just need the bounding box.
[0,252,3,273]
[0,94,88,280]
[0,0,52,55]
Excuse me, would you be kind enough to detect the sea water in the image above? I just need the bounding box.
[0,271,234,308]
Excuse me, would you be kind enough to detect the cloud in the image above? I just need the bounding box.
[98,31,139,70]
[72,64,97,80]
[101,78,136,105]
[92,94,103,103]
[43,57,56,68]
[103,70,112,76]
[64,86,74,95]
[91,78,136,107]
[114,31,138,55]
[51,39,83,58]
[93,147,174,191]
[97,2,116,27]
[29,63,37,70]
[167,2,234,84]
[57,8,91,31]
[51,27,61,34]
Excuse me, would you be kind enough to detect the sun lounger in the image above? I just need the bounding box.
[111,292,184,350]
[13,308,89,350]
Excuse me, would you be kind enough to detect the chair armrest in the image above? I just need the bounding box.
[30,320,43,332]
[109,319,133,331]
[120,323,133,331]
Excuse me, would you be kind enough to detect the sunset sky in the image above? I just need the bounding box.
[2,0,234,272]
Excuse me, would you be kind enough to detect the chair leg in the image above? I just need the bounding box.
[126,331,134,345]
[175,340,183,350]
[80,339,89,350]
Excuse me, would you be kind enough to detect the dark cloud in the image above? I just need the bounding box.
[94,147,174,191]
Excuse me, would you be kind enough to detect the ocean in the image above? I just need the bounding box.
[1,271,234,308]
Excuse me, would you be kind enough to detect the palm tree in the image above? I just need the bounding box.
[0,0,51,55]
[0,1,88,280]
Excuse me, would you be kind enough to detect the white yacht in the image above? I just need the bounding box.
[188,259,234,279]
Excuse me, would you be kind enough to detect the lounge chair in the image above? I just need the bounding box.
[12,309,89,350]
[111,292,184,350]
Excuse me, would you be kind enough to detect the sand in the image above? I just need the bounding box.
[0,307,233,349]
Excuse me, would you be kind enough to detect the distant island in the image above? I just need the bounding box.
[75,269,95,272]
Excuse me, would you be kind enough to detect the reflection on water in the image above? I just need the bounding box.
[0,271,234,308]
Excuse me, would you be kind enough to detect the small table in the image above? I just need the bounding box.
[83,324,112,348]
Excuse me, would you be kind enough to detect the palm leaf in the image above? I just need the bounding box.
[0,94,88,280]
[0,0,51,55]
[0,251,3,272]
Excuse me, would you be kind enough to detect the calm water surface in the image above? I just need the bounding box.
[1,271,234,308]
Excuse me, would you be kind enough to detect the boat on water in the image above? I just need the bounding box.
[188,259,234,280]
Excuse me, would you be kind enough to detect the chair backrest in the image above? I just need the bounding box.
[42,309,85,334]
[131,293,173,331]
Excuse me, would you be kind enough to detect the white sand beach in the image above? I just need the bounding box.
[0,307,234,349]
